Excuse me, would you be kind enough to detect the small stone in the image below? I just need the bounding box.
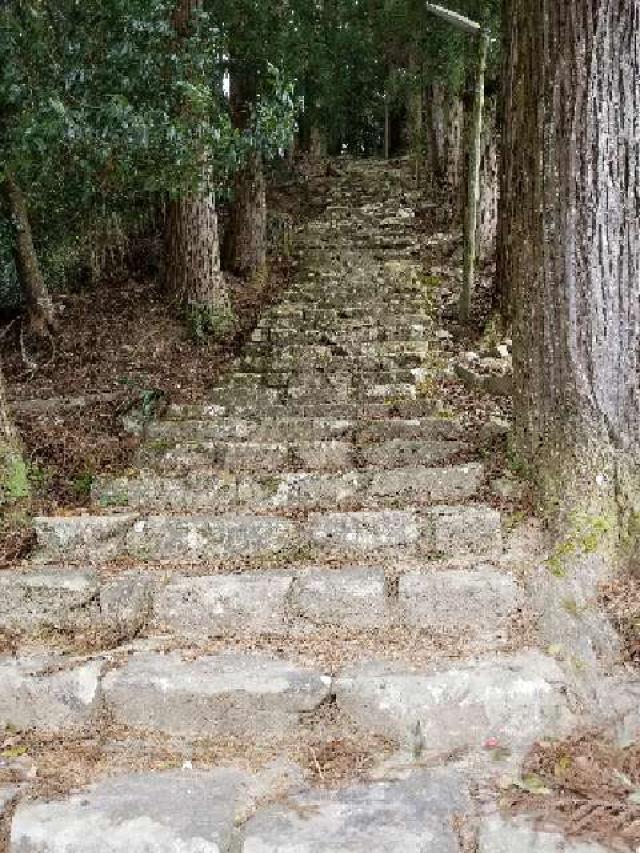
[10,768,249,852]
[99,571,155,640]
[0,655,103,733]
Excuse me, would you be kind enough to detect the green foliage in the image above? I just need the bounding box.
[185,300,236,344]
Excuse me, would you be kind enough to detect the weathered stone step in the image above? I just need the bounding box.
[93,462,483,513]
[335,649,576,756]
[155,413,463,443]
[240,340,432,367]
[136,437,464,474]
[34,504,502,563]
[162,399,448,421]
[256,322,431,345]
[256,309,429,331]
[216,366,429,391]
[9,766,471,852]
[0,562,522,650]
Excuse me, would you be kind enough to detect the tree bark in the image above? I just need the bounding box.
[2,175,56,337]
[509,0,640,529]
[164,0,232,337]
[223,66,267,281]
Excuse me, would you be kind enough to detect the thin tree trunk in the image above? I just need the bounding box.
[407,53,424,185]
[496,0,516,321]
[509,0,640,530]
[2,175,56,337]
[223,66,267,281]
[164,0,232,337]
[459,32,488,325]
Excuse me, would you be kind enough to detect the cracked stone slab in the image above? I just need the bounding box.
[478,814,612,852]
[241,768,468,852]
[102,651,331,737]
[153,573,293,638]
[334,650,575,754]
[399,567,522,640]
[288,567,389,631]
[0,655,103,732]
[0,569,99,634]
[10,768,249,852]
[125,514,298,561]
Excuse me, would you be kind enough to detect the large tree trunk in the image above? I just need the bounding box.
[2,175,56,337]
[509,0,640,529]
[165,194,232,337]
[164,0,232,337]
[223,66,267,281]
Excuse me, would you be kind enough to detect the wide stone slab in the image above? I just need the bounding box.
[102,652,331,737]
[305,510,419,553]
[368,463,483,503]
[425,505,503,557]
[0,569,99,634]
[153,573,293,638]
[335,650,575,753]
[34,515,137,562]
[10,768,248,853]
[399,567,522,640]
[241,768,467,852]
[288,567,388,631]
[125,514,298,561]
[0,655,103,732]
[478,814,612,852]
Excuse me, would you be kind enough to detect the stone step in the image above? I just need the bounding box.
[0,562,523,651]
[162,399,448,422]
[256,309,429,331]
[254,323,431,345]
[0,647,573,761]
[33,504,502,564]
[136,437,465,474]
[93,462,483,513]
[149,413,463,443]
[205,381,428,410]
[8,766,472,852]
[215,366,429,390]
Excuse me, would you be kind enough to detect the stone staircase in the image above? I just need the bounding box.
[0,159,623,851]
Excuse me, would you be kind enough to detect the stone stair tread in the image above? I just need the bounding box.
[136,437,466,474]
[93,462,483,511]
[33,504,503,563]
[150,413,464,443]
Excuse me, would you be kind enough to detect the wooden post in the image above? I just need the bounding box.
[384,96,390,160]
[424,3,487,324]
[459,31,488,325]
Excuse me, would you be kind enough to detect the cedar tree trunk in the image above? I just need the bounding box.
[509,0,640,532]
